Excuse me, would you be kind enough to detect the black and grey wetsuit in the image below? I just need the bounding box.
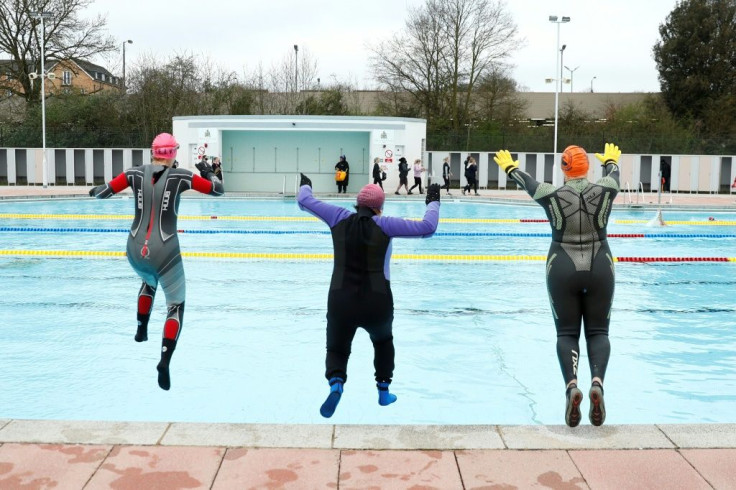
[91,164,223,348]
[508,163,620,384]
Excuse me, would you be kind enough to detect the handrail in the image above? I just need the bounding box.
[637,182,645,204]
[624,182,632,205]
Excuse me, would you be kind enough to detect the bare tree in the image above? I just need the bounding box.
[264,46,319,114]
[369,0,520,129]
[0,0,116,102]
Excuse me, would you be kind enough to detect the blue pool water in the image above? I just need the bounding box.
[0,197,735,425]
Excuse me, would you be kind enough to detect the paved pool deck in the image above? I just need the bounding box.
[1,185,735,489]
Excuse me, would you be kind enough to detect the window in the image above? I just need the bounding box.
[62,70,71,86]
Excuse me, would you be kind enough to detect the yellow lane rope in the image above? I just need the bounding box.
[0,250,546,261]
[2,250,735,262]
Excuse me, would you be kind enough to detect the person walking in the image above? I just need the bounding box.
[335,155,350,193]
[372,157,384,189]
[442,156,452,196]
[297,174,441,418]
[463,156,478,195]
[394,157,410,195]
[88,133,224,391]
[493,143,621,427]
[408,158,426,195]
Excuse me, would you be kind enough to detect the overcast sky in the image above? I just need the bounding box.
[88,0,679,93]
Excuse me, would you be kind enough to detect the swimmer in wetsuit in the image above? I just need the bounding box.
[494,143,621,427]
[297,174,441,418]
[89,132,224,390]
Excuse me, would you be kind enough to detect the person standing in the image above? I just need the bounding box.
[463,156,478,195]
[212,157,223,183]
[394,157,410,195]
[372,157,384,189]
[408,158,426,194]
[297,174,441,418]
[88,133,224,391]
[335,155,350,194]
[493,143,621,427]
[442,156,452,196]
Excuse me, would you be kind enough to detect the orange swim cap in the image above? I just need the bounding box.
[561,145,589,178]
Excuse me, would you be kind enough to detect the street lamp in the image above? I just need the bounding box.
[590,76,597,93]
[549,15,570,186]
[29,11,54,188]
[293,44,298,92]
[565,65,580,92]
[122,39,132,92]
[560,44,566,83]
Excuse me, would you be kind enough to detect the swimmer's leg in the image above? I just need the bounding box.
[371,336,396,406]
[136,282,157,342]
[157,302,184,391]
[320,377,344,418]
[322,295,358,417]
[565,383,583,428]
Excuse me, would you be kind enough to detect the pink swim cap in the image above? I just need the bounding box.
[357,184,385,210]
[151,133,179,159]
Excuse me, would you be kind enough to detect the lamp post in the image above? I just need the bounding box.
[549,15,570,186]
[590,76,597,93]
[122,39,132,92]
[565,65,580,92]
[293,44,298,92]
[30,11,54,188]
[560,44,566,83]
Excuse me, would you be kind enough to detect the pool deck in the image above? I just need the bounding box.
[1,185,736,489]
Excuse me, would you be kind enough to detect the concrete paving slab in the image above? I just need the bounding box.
[0,420,169,445]
[85,445,224,490]
[499,424,674,450]
[658,423,736,448]
[456,449,589,489]
[339,449,463,489]
[333,424,504,449]
[212,448,339,489]
[162,423,334,448]
[680,449,736,489]
[0,420,9,430]
[0,443,110,489]
[569,449,711,490]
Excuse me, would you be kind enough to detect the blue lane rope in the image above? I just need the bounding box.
[1,227,735,238]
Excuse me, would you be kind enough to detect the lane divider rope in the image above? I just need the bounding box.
[1,213,734,225]
[1,227,735,239]
[1,250,734,262]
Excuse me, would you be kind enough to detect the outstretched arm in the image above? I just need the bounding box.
[297,180,352,228]
[192,161,225,196]
[89,171,130,199]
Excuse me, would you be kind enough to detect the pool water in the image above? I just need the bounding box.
[0,197,734,425]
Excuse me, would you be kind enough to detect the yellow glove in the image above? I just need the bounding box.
[493,150,519,175]
[595,143,621,165]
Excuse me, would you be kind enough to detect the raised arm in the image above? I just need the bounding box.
[297,174,352,227]
[494,150,548,197]
[376,184,441,238]
[594,143,621,191]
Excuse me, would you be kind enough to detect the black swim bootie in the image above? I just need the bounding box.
[589,381,606,426]
[565,384,583,427]
[156,338,177,391]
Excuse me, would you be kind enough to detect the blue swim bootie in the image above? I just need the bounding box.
[377,381,397,406]
[320,377,344,418]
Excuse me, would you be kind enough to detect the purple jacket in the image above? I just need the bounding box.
[297,185,439,280]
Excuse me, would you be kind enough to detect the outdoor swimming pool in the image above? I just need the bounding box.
[0,196,734,426]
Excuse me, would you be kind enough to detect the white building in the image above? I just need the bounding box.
[171,115,427,193]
